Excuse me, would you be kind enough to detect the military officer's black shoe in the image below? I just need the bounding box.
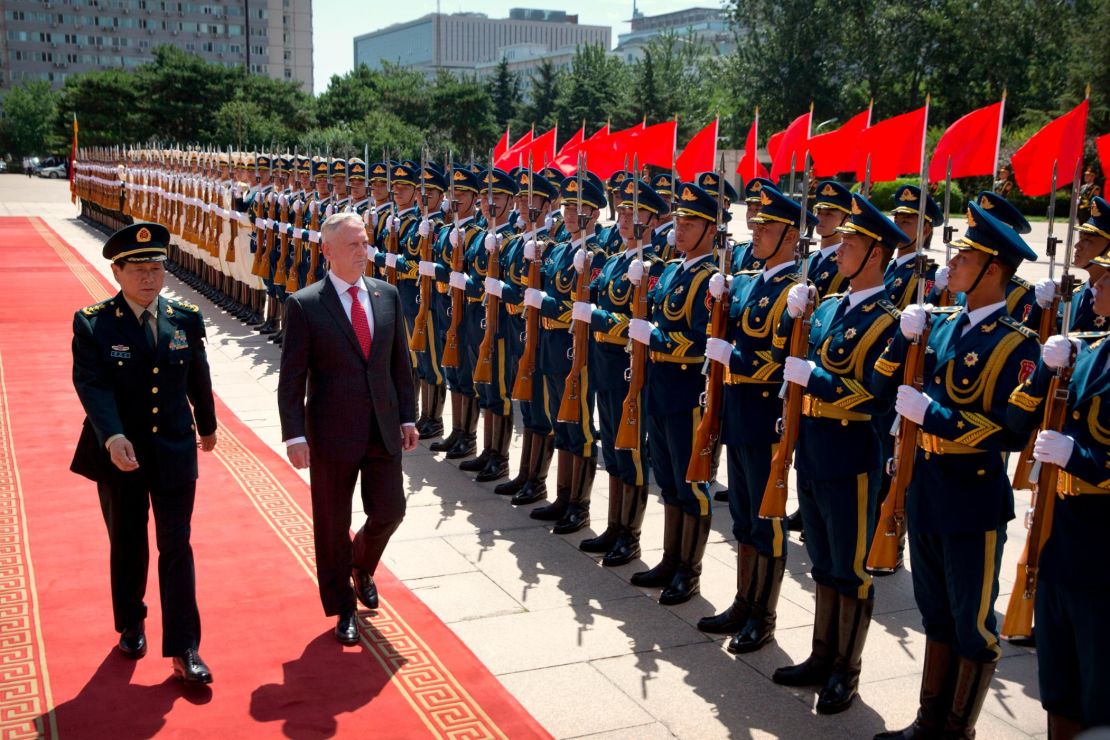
[419,419,443,440]
[352,568,379,610]
[172,649,212,684]
[475,454,509,482]
[118,622,147,659]
[458,448,490,469]
[335,611,359,645]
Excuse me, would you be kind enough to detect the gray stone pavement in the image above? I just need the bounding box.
[5,175,1058,738]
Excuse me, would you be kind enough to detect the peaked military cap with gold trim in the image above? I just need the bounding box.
[744,177,775,203]
[103,222,170,263]
[891,184,944,226]
[390,163,418,187]
[517,170,560,201]
[651,172,675,198]
[837,193,909,248]
[750,185,814,229]
[368,161,388,182]
[255,154,272,170]
[976,190,1030,234]
[276,154,294,172]
[481,168,519,196]
[330,158,348,178]
[673,182,719,222]
[1079,196,1110,241]
[696,171,739,203]
[813,180,852,214]
[952,200,1038,268]
[618,178,669,215]
[607,170,631,190]
[347,157,367,181]
[539,166,566,186]
[295,155,311,174]
[561,175,607,211]
[311,156,330,180]
[421,165,447,191]
[451,166,481,194]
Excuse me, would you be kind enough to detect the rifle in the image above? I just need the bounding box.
[411,148,434,353]
[936,157,956,306]
[688,156,732,482]
[306,151,328,285]
[1002,159,1082,640]
[760,154,815,519]
[286,147,305,292]
[384,147,399,285]
[1012,162,1060,491]
[512,153,541,401]
[274,159,292,286]
[250,153,270,278]
[557,153,592,423]
[444,152,468,368]
[867,137,934,571]
[474,151,500,384]
[615,156,647,450]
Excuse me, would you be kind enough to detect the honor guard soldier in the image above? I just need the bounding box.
[1007,261,1110,738]
[1078,165,1102,224]
[426,167,483,458]
[771,194,907,714]
[375,162,422,376]
[885,184,941,310]
[598,170,631,255]
[1033,197,1110,336]
[412,164,448,439]
[266,154,297,345]
[249,154,277,334]
[580,178,668,567]
[731,177,775,273]
[456,168,520,480]
[487,171,559,510]
[539,166,573,243]
[700,185,805,647]
[524,173,606,535]
[871,200,1041,740]
[628,181,719,605]
[70,223,217,684]
[808,181,854,300]
[650,172,677,261]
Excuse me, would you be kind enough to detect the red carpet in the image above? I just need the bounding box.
[0,217,548,739]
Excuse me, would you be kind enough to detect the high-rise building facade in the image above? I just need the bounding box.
[613,6,735,63]
[0,0,313,92]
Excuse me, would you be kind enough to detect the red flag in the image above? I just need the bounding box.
[770,110,812,179]
[629,120,677,169]
[515,127,557,169]
[1011,99,1089,195]
[766,129,785,161]
[736,113,770,180]
[675,118,717,180]
[492,126,511,163]
[581,122,646,179]
[807,108,870,177]
[555,126,585,160]
[495,129,534,169]
[853,105,928,183]
[553,124,608,175]
[1097,132,1110,191]
[929,100,1005,181]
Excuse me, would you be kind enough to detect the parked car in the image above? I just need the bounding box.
[38,163,67,179]
[0,161,8,173]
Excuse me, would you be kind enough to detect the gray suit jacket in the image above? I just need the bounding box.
[278,275,415,459]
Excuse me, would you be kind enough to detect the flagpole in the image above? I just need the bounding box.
[752,107,760,181]
[993,90,1007,180]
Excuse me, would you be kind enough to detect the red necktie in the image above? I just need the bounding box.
[347,285,372,359]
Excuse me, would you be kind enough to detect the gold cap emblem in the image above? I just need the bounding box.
[899,188,917,202]
[750,181,763,193]
[566,180,578,192]
[704,175,717,186]
[351,164,364,173]
[821,183,837,196]
[136,227,152,243]
[453,170,466,181]
[680,186,698,202]
[851,198,862,215]
[760,190,773,206]
[519,174,530,185]
[372,164,385,174]
[393,167,406,177]
[967,208,977,228]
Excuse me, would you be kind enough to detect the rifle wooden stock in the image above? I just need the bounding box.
[557,252,593,423]
[866,327,930,571]
[226,207,238,263]
[474,236,500,384]
[687,285,729,483]
[385,220,399,286]
[511,253,542,401]
[285,204,305,293]
[759,301,813,519]
[1002,370,1069,639]
[410,226,434,352]
[615,268,648,451]
[251,195,274,278]
[442,227,467,368]
[1012,296,1060,490]
[936,288,953,308]
[273,199,292,286]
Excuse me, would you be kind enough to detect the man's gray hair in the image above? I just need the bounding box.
[320,211,365,243]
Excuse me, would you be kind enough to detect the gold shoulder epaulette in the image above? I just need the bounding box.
[1010,275,1032,289]
[80,299,111,316]
[877,298,900,318]
[736,269,761,277]
[1069,330,1109,341]
[169,298,200,313]
[935,306,963,316]
[1000,315,1038,339]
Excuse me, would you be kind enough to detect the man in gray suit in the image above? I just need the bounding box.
[278,211,418,644]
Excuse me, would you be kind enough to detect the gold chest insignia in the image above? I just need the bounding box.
[674,285,685,296]
[758,296,769,308]
[844,327,858,340]
[892,278,904,288]
[964,351,979,367]
[1096,316,1107,328]
[862,303,876,313]
[980,321,997,333]
[819,271,829,281]
[114,307,124,318]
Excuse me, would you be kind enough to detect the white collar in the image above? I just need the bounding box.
[681,253,713,271]
[962,301,1008,332]
[895,252,916,267]
[818,242,841,259]
[846,284,886,308]
[654,221,672,236]
[328,271,365,296]
[761,260,794,282]
[454,214,474,228]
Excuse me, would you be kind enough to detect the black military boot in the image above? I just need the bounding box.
[698,543,759,634]
[773,583,839,685]
[940,657,996,740]
[630,503,682,588]
[431,393,463,453]
[495,429,533,496]
[728,555,786,654]
[816,593,874,714]
[659,511,711,605]
[420,383,446,439]
[459,408,495,472]
[874,639,956,739]
[529,449,571,518]
[476,410,512,482]
[580,475,624,553]
[513,434,555,506]
[553,455,596,534]
[603,483,648,567]
[445,396,478,460]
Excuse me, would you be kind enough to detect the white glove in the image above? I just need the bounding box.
[572,301,594,323]
[384,253,398,269]
[367,245,379,261]
[1042,335,1078,370]
[783,357,815,387]
[484,277,503,298]
[544,213,554,231]
[705,337,733,366]
[1033,430,1075,467]
[524,288,546,309]
[418,218,431,238]
[900,304,930,340]
[363,209,372,225]
[485,232,500,253]
[667,229,676,247]
[449,271,467,290]
[933,266,950,292]
[449,228,460,249]
[573,249,587,273]
[386,214,397,233]
[627,259,645,285]
[895,385,932,425]
[628,318,654,346]
[308,230,320,244]
[370,208,379,228]
[418,260,437,277]
[524,239,539,261]
[279,194,288,207]
[325,204,335,218]
[1035,278,1057,309]
[708,273,728,299]
[786,283,813,319]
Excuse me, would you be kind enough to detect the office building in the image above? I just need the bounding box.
[613,6,734,63]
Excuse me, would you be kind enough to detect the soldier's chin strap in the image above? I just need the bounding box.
[763,223,790,262]
[841,237,880,282]
[964,255,996,296]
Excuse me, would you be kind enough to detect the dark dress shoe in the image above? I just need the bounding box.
[118,623,147,659]
[352,568,379,609]
[430,429,462,453]
[419,420,444,440]
[552,506,589,534]
[172,649,213,684]
[474,455,509,482]
[335,611,359,645]
[816,671,859,714]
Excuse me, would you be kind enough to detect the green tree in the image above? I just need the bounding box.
[55,70,146,147]
[517,59,562,132]
[487,57,521,129]
[554,45,632,134]
[426,71,499,155]
[0,80,61,158]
